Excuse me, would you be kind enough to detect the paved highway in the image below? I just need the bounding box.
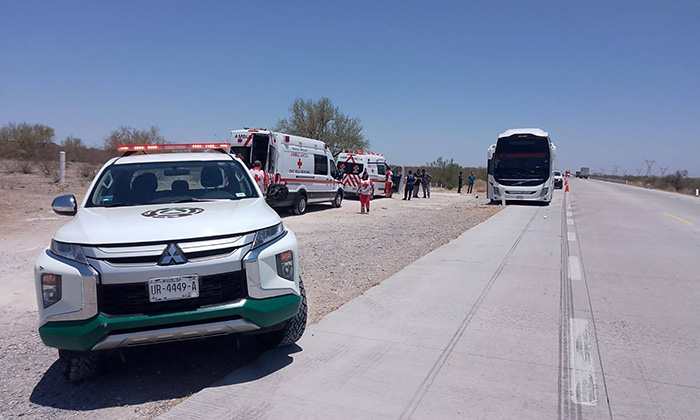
[160,179,699,420]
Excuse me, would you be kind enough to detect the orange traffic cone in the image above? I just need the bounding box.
[565,183,570,192]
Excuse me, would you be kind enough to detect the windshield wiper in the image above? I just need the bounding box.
[101,202,135,208]
[171,198,216,203]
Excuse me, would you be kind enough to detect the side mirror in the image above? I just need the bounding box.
[52,194,77,216]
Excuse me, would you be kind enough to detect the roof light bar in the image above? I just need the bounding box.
[117,143,231,153]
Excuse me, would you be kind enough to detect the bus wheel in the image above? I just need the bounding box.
[293,195,307,215]
[332,191,343,208]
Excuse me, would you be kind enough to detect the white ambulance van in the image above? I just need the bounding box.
[229,128,344,215]
[336,150,403,198]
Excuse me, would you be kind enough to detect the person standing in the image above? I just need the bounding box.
[467,171,476,194]
[403,170,415,200]
[421,169,432,198]
[358,172,373,214]
[250,160,269,196]
[413,168,421,198]
[458,171,464,193]
[385,166,393,197]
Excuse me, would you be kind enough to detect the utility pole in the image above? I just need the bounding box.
[636,168,643,176]
[612,165,620,176]
[644,159,655,177]
[659,166,668,176]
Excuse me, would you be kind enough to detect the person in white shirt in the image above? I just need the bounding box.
[249,160,269,196]
[358,172,373,214]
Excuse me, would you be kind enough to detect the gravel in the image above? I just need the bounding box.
[0,166,499,419]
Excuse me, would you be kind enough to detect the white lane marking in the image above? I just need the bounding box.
[567,218,574,225]
[568,232,576,241]
[566,211,573,217]
[24,217,60,222]
[568,256,582,281]
[570,318,598,406]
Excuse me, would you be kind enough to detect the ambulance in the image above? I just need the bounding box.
[229,128,344,215]
[336,150,403,198]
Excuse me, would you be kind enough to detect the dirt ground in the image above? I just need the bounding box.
[0,160,499,420]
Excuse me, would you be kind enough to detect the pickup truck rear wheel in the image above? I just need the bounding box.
[257,278,307,348]
[59,349,100,383]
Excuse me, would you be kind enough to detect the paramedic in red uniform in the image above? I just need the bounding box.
[358,172,373,214]
[385,166,393,196]
[250,160,269,196]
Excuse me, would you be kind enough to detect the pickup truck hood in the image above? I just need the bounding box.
[53,199,280,245]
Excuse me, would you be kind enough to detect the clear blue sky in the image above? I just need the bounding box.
[1,1,698,176]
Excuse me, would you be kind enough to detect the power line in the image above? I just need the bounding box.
[659,166,668,176]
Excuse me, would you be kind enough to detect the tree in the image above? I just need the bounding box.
[0,122,55,159]
[424,157,462,189]
[103,126,166,151]
[274,97,369,156]
[62,136,86,161]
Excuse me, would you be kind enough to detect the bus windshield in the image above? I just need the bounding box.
[493,135,551,181]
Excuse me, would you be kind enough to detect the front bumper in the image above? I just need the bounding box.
[39,293,300,351]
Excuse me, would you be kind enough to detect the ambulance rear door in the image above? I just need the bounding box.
[391,165,405,193]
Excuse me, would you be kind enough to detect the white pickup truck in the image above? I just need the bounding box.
[35,143,307,382]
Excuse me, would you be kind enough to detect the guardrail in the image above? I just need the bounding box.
[590,176,628,185]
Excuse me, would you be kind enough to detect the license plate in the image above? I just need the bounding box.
[516,196,524,200]
[148,275,199,302]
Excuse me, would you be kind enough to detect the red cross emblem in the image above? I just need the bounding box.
[339,163,345,170]
[254,174,261,182]
[353,165,359,172]
[297,159,303,169]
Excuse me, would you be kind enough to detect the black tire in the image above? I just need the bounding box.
[331,191,343,208]
[257,278,307,348]
[58,349,100,383]
[292,195,307,215]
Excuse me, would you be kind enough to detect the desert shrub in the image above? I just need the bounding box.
[18,161,33,174]
[79,164,99,179]
[36,160,59,177]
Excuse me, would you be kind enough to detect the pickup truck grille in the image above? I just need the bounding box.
[97,271,247,316]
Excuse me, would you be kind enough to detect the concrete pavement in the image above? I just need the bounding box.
[159,179,700,419]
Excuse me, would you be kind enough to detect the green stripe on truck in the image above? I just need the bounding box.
[39,294,301,351]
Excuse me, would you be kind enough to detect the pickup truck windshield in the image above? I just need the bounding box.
[86,160,258,207]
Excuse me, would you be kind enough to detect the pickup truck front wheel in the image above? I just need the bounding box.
[257,278,307,348]
[59,349,100,383]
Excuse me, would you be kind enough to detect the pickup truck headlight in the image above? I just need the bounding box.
[252,222,285,249]
[50,240,88,264]
[41,273,62,308]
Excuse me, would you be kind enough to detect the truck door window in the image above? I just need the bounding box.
[314,154,328,175]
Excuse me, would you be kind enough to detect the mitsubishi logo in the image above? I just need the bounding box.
[158,243,187,266]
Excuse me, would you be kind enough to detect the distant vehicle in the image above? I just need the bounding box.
[487,128,556,204]
[579,167,590,179]
[336,150,403,199]
[229,128,344,214]
[565,169,571,177]
[575,171,581,178]
[553,170,564,189]
[35,143,306,382]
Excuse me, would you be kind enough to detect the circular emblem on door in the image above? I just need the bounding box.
[142,207,204,218]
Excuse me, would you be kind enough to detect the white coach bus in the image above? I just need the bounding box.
[487,128,556,204]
